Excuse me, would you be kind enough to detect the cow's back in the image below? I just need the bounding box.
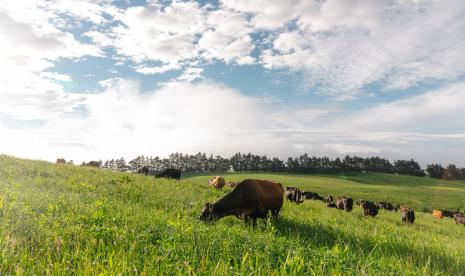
[237,179,284,211]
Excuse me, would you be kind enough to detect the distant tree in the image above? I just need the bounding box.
[459,168,465,180]
[394,159,425,177]
[426,164,445,179]
[443,164,461,180]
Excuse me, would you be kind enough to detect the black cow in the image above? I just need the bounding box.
[137,166,149,175]
[335,196,353,212]
[400,207,415,224]
[326,202,337,208]
[155,169,181,180]
[361,201,379,217]
[376,201,398,212]
[302,191,324,201]
[441,210,455,218]
[325,195,334,203]
[285,187,304,204]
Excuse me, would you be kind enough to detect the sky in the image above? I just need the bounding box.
[1,0,465,166]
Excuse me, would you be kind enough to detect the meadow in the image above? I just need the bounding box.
[1,155,465,274]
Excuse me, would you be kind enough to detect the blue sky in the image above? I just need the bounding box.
[1,0,465,165]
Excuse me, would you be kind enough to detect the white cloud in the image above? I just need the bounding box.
[177,68,204,82]
[111,2,207,65]
[260,0,465,97]
[1,79,465,166]
[0,3,101,120]
[135,63,181,75]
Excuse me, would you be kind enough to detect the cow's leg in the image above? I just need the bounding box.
[271,209,280,219]
[252,217,257,227]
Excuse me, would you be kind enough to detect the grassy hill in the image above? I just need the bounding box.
[1,155,465,274]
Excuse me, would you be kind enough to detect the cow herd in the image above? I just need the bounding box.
[137,167,181,180]
[432,209,465,226]
[134,171,464,228]
[200,176,465,227]
[284,185,416,223]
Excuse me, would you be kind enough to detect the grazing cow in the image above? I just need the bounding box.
[356,199,367,206]
[335,196,353,212]
[82,161,101,167]
[199,179,284,226]
[361,201,379,217]
[302,191,324,201]
[226,181,239,188]
[432,209,443,219]
[56,158,66,164]
[137,166,149,175]
[325,195,334,203]
[441,210,455,218]
[209,176,225,190]
[453,212,465,226]
[326,202,337,208]
[285,186,304,204]
[400,207,415,224]
[376,201,398,212]
[155,168,181,180]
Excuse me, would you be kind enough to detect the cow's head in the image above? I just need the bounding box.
[199,203,218,222]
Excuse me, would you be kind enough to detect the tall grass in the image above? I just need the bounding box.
[1,155,464,274]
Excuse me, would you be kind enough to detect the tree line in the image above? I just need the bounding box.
[99,152,465,179]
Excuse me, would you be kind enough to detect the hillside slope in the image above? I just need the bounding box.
[1,155,464,274]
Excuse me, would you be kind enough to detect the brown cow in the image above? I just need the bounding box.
[335,196,353,212]
[400,207,415,224]
[285,186,304,204]
[432,209,443,219]
[209,176,226,190]
[200,179,284,226]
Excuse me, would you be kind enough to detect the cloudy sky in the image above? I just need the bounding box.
[1,0,465,165]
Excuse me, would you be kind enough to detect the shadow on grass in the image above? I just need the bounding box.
[273,217,464,274]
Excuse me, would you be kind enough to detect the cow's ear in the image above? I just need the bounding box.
[286,187,290,190]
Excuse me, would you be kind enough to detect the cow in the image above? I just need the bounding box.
[226,181,239,188]
[209,176,225,190]
[376,201,398,212]
[137,166,149,175]
[441,210,455,218]
[361,201,379,217]
[453,212,465,226]
[356,199,367,206]
[325,195,334,203]
[302,191,324,201]
[82,161,102,167]
[335,196,353,212]
[199,179,284,226]
[56,158,66,164]
[432,209,443,219]
[155,168,181,180]
[285,186,304,204]
[400,207,415,224]
[326,202,337,208]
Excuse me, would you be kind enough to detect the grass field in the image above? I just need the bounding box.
[1,155,465,274]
